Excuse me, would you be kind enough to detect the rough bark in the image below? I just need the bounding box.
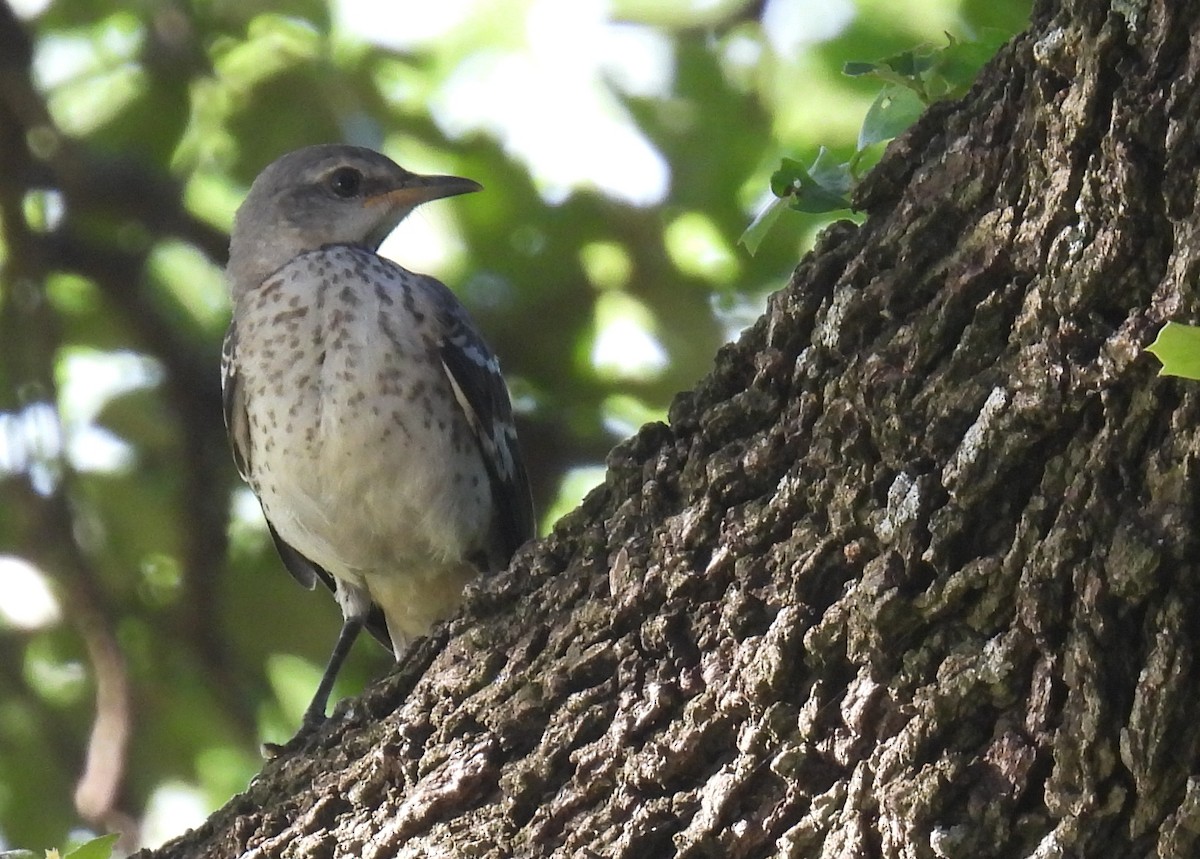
[142,0,1200,856]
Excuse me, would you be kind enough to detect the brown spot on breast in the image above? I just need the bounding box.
[272,307,308,324]
[259,277,284,297]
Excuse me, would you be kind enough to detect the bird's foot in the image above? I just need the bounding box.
[260,709,328,759]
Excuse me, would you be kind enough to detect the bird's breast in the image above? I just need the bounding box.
[236,247,492,578]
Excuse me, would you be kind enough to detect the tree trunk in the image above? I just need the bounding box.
[140,0,1200,856]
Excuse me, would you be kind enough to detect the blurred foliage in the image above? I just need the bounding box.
[0,0,1030,851]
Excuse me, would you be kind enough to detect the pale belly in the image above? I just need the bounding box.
[260,398,492,579]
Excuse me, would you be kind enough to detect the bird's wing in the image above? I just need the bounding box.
[222,321,318,591]
[438,321,536,566]
[220,322,253,482]
[222,321,392,649]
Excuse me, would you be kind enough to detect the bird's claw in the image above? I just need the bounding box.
[260,711,326,759]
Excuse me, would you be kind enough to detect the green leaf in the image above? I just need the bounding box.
[768,148,854,213]
[742,150,854,250]
[758,31,1007,246]
[739,194,790,254]
[881,48,936,79]
[769,158,809,197]
[844,47,936,98]
[64,834,120,859]
[792,147,852,213]
[842,61,878,77]
[842,34,1004,108]
[858,85,927,150]
[936,31,1008,95]
[1147,322,1200,379]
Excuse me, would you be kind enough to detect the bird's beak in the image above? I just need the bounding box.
[367,174,483,210]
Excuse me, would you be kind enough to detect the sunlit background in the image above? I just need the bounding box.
[0,0,1031,851]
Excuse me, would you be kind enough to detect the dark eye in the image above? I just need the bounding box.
[328,167,363,198]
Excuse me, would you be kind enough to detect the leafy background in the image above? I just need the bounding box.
[0,0,1030,850]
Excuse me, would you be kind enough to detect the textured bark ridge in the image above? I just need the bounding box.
[143,0,1200,856]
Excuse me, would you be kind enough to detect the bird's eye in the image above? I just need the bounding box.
[328,167,363,198]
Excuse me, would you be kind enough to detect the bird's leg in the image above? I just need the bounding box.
[263,616,364,758]
[302,615,364,727]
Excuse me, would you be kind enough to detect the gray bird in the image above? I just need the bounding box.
[221,144,534,734]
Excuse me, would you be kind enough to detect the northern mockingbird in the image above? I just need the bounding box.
[222,144,534,733]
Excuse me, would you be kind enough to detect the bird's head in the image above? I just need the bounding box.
[227,144,481,301]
